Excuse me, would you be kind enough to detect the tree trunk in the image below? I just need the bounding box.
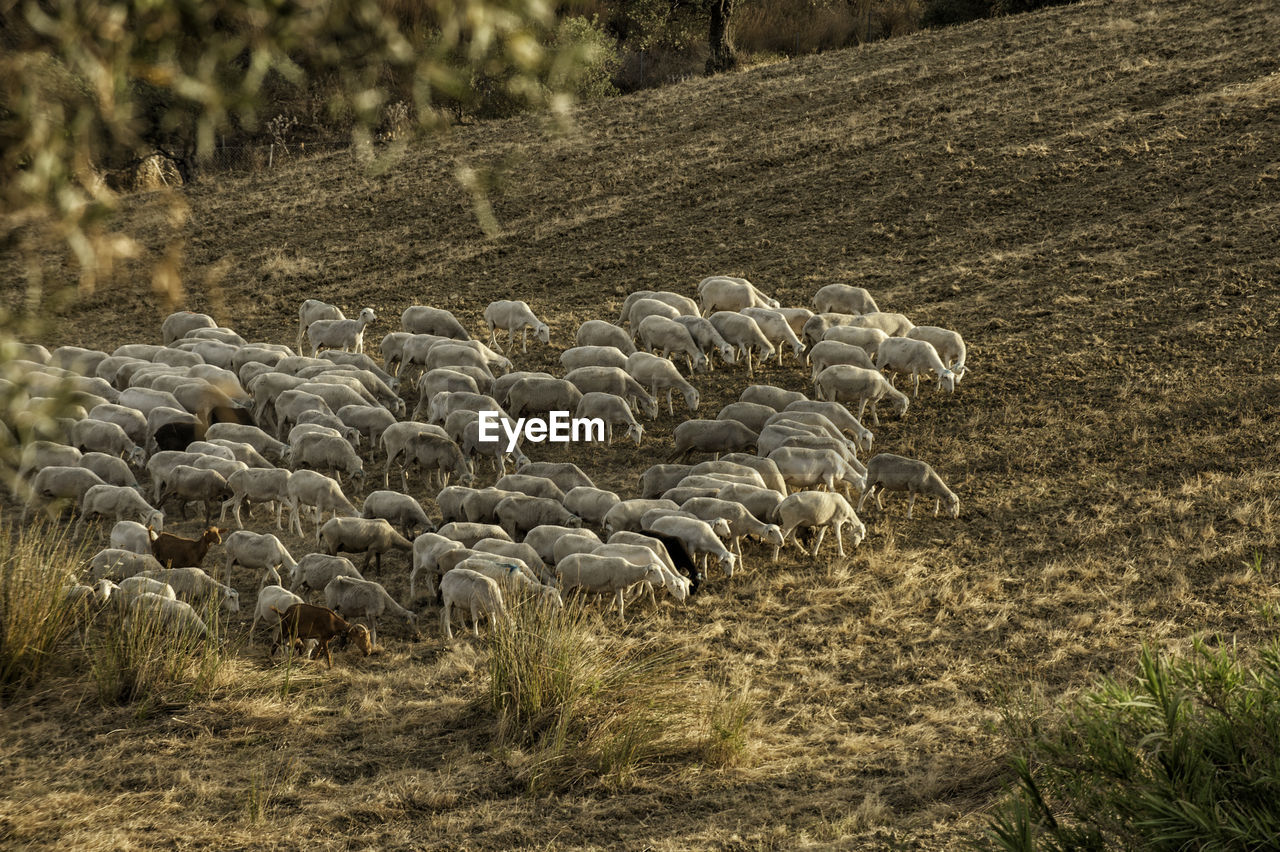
[706,0,737,74]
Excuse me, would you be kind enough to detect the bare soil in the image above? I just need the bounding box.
[3,0,1280,847]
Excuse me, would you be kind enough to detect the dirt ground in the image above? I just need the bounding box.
[3,0,1280,847]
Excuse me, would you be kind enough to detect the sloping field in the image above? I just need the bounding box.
[3,0,1280,847]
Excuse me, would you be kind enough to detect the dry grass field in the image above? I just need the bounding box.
[3,0,1280,847]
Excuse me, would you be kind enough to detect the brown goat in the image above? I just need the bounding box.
[270,603,373,668]
[149,525,223,570]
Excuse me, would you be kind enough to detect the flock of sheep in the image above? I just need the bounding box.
[5,274,967,665]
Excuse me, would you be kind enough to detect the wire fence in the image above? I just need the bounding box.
[203,139,351,176]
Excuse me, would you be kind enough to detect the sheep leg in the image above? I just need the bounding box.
[911,372,920,398]
[522,327,529,354]
[855,487,872,515]
[907,494,916,520]
[834,522,845,557]
[933,497,941,517]
[810,527,827,557]
[440,601,453,640]
[613,589,626,620]
[666,389,675,417]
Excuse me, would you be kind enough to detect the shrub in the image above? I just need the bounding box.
[984,639,1280,851]
[0,520,84,696]
[554,16,622,100]
[486,596,695,790]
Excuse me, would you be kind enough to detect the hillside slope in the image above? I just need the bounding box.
[5,0,1280,848]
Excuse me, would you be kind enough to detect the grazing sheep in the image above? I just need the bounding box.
[741,307,806,365]
[493,474,566,502]
[361,490,434,538]
[814,365,910,426]
[291,553,364,596]
[812,283,879,315]
[439,568,508,640]
[223,530,297,587]
[251,585,306,646]
[455,556,563,609]
[671,316,737,370]
[272,389,334,440]
[483,300,549,353]
[715,401,778,435]
[588,543,691,606]
[221,467,291,530]
[110,520,153,554]
[271,603,373,667]
[764,411,857,450]
[669,420,758,462]
[205,423,291,463]
[400,431,474,491]
[160,311,218,345]
[417,368,481,403]
[851,311,914,337]
[319,516,413,572]
[322,351,399,392]
[287,469,358,538]
[618,290,700,324]
[639,464,693,499]
[608,531,703,594]
[460,417,528,477]
[777,307,815,337]
[624,298,681,332]
[809,340,876,385]
[775,491,866,558]
[407,533,465,602]
[857,453,960,519]
[603,498,680,537]
[519,524,581,565]
[802,312,860,348]
[516,462,595,493]
[906,325,967,379]
[297,300,345,353]
[88,548,165,581]
[766,446,866,496]
[104,576,177,610]
[635,315,708,374]
[698,276,779,313]
[679,497,783,568]
[559,345,629,372]
[822,325,889,359]
[78,452,142,490]
[291,432,366,487]
[124,593,209,641]
[714,483,785,527]
[325,576,418,646]
[782,400,874,454]
[16,439,82,482]
[144,566,240,612]
[401,305,471,340]
[875,336,957,396]
[646,514,737,579]
[575,392,645,445]
[574,320,636,354]
[473,538,551,583]
[21,465,106,521]
[419,340,510,378]
[505,377,583,420]
[86,403,149,445]
[563,367,658,417]
[624,352,700,416]
[739,384,807,412]
[564,486,622,527]
[494,495,581,540]
[708,312,775,376]
[556,553,668,619]
[155,464,231,524]
[76,484,164,531]
[70,419,146,466]
[307,307,376,357]
[205,439,275,469]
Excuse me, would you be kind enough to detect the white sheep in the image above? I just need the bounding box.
[563,367,658,417]
[624,298,681,332]
[272,389,334,440]
[88,548,165,581]
[739,384,807,411]
[575,393,644,445]
[324,575,418,646]
[563,486,622,527]
[758,426,864,474]
[874,337,956,397]
[319,516,413,572]
[455,556,562,609]
[624,352,700,415]
[78,452,141,490]
[635,315,708,374]
[808,340,876,386]
[552,530,604,564]
[813,364,910,426]
[669,419,758,463]
[775,491,866,558]
[516,461,596,493]
[86,403,149,446]
[286,469,358,538]
[361,490,433,538]
[155,464,231,525]
[906,325,967,380]
[766,446,866,495]
[822,325,889,359]
[646,514,737,579]
[505,377,583,420]
[16,439,81,481]
[205,423,291,464]
[708,312,775,376]
[290,552,364,596]
[21,465,106,522]
[291,431,365,487]
[123,592,209,640]
[678,496,782,569]
[574,320,636,355]
[812,283,879,315]
[697,276,779,312]
[857,453,960,519]
[306,307,375,357]
[588,542,691,607]
[851,311,914,337]
[143,566,240,612]
[715,401,777,434]
[783,400,874,454]
[223,530,297,587]
[559,345,630,372]
[671,316,737,370]
[110,520,153,554]
[493,474,565,502]
[76,484,164,532]
[160,311,217,345]
[297,300,345,352]
[251,585,306,646]
[556,552,669,619]
[416,368,481,403]
[401,305,471,340]
[602,498,679,537]
[483,300,549,353]
[221,467,291,530]
[741,307,806,365]
[438,567,507,640]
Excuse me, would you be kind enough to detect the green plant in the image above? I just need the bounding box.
[486,596,695,790]
[0,520,85,696]
[702,675,757,768]
[555,16,622,100]
[984,639,1280,851]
